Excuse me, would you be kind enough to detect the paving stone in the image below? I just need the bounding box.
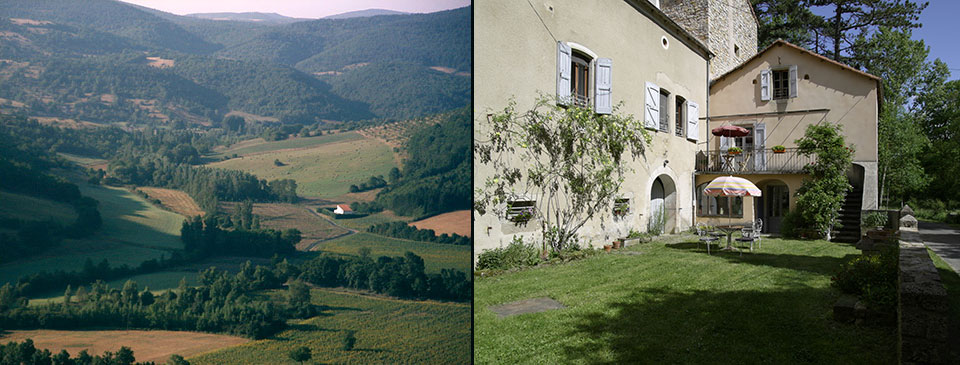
[489,297,566,318]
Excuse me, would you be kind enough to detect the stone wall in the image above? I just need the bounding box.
[662,0,758,78]
[899,228,949,364]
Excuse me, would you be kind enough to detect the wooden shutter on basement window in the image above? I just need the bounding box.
[760,69,771,101]
[789,65,798,98]
[644,82,659,129]
[557,42,571,106]
[594,58,612,114]
[686,101,699,141]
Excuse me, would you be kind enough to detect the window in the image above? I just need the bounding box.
[772,69,789,100]
[557,42,612,114]
[613,198,630,217]
[675,95,685,137]
[571,52,590,107]
[696,183,743,217]
[659,89,669,133]
[506,200,536,223]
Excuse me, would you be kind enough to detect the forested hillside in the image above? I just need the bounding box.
[0,0,469,123]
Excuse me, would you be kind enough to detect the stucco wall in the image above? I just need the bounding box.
[695,173,805,229]
[474,0,709,256]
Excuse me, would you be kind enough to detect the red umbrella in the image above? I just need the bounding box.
[711,125,750,137]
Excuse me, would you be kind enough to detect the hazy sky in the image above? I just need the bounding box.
[119,0,471,18]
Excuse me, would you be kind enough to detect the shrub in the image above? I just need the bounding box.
[476,236,541,270]
[831,246,898,312]
[861,211,888,228]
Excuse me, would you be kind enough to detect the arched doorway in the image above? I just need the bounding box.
[649,175,677,234]
[755,180,789,233]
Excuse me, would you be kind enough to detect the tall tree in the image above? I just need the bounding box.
[809,0,928,64]
[751,0,824,50]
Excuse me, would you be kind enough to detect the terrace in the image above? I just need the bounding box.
[695,147,814,174]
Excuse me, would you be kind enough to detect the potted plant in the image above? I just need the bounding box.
[727,146,742,155]
[509,207,534,223]
[612,240,622,249]
[603,244,613,253]
[772,145,786,153]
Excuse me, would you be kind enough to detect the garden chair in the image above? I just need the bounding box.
[696,223,718,254]
[736,219,763,252]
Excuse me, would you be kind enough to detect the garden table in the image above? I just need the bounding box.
[714,223,748,251]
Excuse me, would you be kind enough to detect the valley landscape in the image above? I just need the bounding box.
[0,0,470,363]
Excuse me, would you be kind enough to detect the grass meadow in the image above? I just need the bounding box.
[315,232,471,273]
[207,132,396,198]
[474,236,898,364]
[0,190,78,224]
[189,288,470,364]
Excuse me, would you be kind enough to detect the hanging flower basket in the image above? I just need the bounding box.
[772,145,786,153]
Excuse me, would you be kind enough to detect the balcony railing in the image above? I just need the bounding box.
[695,148,815,174]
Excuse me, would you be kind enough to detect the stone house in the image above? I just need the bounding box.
[473,0,879,257]
[697,40,880,241]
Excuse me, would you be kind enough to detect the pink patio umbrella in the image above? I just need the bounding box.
[711,125,751,137]
[703,175,761,250]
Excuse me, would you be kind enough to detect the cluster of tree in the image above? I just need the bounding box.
[349,201,384,214]
[782,124,853,239]
[0,274,287,339]
[375,107,470,218]
[180,215,300,258]
[0,339,176,365]
[299,252,470,302]
[8,255,187,299]
[348,175,387,193]
[366,222,469,246]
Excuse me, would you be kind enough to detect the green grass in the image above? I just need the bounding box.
[57,152,108,167]
[214,132,362,157]
[0,243,169,286]
[927,248,960,363]
[316,232,469,273]
[189,288,469,364]
[78,184,184,249]
[474,236,897,364]
[207,132,396,198]
[0,190,77,225]
[332,211,409,231]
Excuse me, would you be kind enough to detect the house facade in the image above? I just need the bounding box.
[474,0,880,257]
[696,40,880,241]
[474,0,713,255]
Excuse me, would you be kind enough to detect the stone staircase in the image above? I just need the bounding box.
[833,187,862,243]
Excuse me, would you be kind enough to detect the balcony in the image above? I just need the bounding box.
[695,148,815,174]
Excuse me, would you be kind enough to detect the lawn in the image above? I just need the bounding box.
[189,288,470,364]
[213,132,362,158]
[315,232,470,273]
[474,235,897,364]
[207,132,396,198]
[928,248,960,363]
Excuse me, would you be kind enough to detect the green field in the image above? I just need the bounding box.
[190,288,470,364]
[315,232,470,273]
[57,152,108,168]
[214,133,363,157]
[0,190,77,225]
[0,243,169,287]
[330,210,410,231]
[78,184,184,249]
[207,132,396,198]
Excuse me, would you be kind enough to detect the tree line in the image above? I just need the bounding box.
[366,222,469,246]
[0,339,178,365]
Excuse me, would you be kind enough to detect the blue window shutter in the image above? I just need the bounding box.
[789,65,798,98]
[557,42,571,106]
[594,58,612,114]
[686,100,699,141]
[644,82,659,129]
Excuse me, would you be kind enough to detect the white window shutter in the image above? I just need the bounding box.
[644,82,659,130]
[760,70,771,101]
[686,101,699,141]
[789,65,798,98]
[754,122,766,170]
[594,58,612,114]
[557,42,571,106]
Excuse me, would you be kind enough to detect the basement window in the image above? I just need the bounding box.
[506,200,536,223]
